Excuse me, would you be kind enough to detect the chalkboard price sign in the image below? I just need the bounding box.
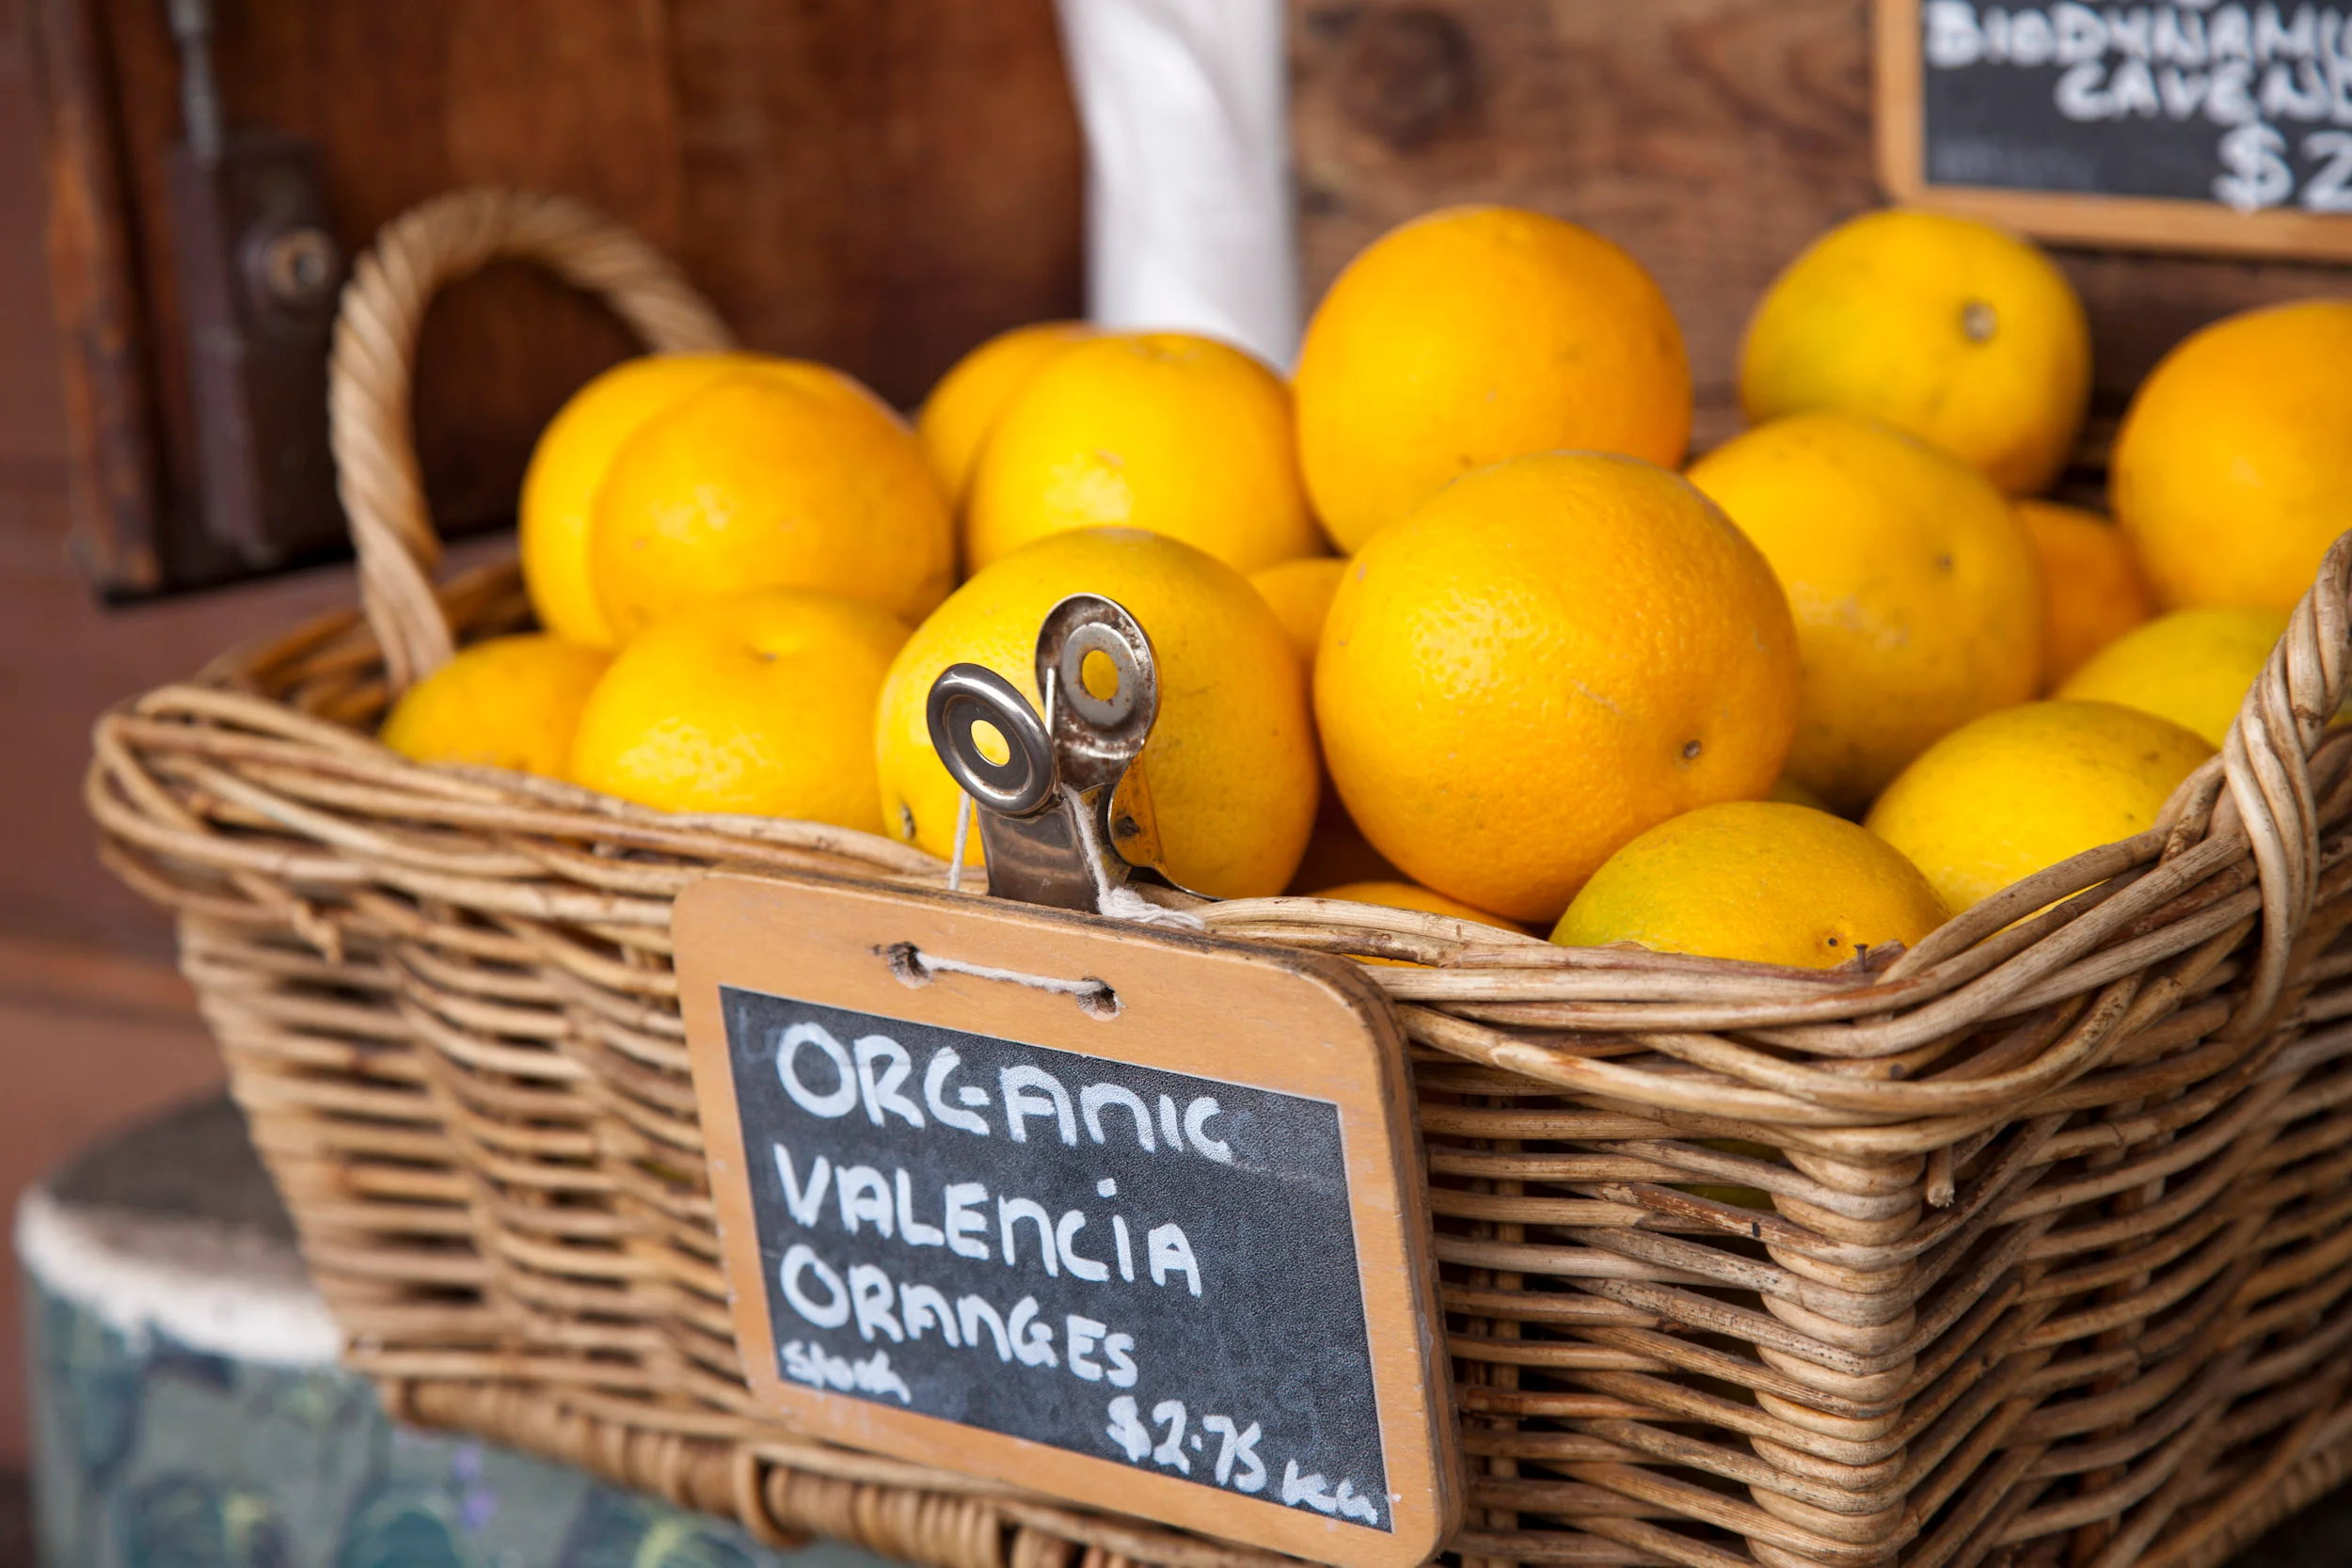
[674,872,1457,1568]
[1876,0,2352,259]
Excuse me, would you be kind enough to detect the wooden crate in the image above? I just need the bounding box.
[24,0,1083,595]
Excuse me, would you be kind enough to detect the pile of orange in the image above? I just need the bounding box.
[379,200,2352,967]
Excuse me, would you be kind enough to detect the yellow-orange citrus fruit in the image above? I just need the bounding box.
[380,635,611,781]
[2057,607,2287,748]
[1687,413,2042,814]
[2112,299,2352,611]
[1317,452,1800,924]
[1294,205,1692,551]
[1248,557,1348,673]
[589,364,952,640]
[569,590,909,830]
[916,321,1092,507]
[1312,881,1526,934]
[965,333,1321,574]
[2018,499,2155,690]
[1554,801,1947,970]
[1867,701,2213,914]
[875,529,1317,898]
[1740,210,2090,496]
[519,353,752,648]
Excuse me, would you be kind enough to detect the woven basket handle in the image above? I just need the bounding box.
[328,188,735,692]
[2213,529,2352,1030]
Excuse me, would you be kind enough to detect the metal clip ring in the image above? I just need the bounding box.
[926,664,1057,817]
[1057,621,1143,727]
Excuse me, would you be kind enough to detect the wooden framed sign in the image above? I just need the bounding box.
[673,871,1459,1568]
[1876,0,2352,259]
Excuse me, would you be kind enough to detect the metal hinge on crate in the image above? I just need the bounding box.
[162,0,346,578]
[924,594,1200,913]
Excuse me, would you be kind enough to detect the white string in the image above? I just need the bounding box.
[947,793,973,893]
[933,714,1200,927]
[886,942,1121,1018]
[1062,784,1205,930]
[892,783,1201,1016]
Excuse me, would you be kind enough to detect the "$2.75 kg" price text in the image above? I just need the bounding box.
[1102,1394,1385,1528]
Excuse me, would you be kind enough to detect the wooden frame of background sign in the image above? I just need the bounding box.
[672,869,1462,1568]
[1872,0,2352,261]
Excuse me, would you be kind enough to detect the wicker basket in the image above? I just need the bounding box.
[87,188,2352,1568]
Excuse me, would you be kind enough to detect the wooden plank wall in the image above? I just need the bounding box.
[0,0,244,1470]
[1290,0,2352,451]
[75,0,1084,562]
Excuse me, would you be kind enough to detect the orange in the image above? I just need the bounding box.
[964,333,1321,574]
[1555,801,1947,970]
[2057,608,2287,748]
[1316,452,1800,924]
[874,529,1317,899]
[589,364,952,641]
[1312,881,1525,935]
[1248,557,1348,673]
[1867,701,2213,914]
[1294,205,1692,551]
[1687,414,2042,814]
[916,321,1092,507]
[380,635,611,781]
[1740,210,2090,496]
[569,590,909,830]
[2112,299,2352,611]
[518,353,751,647]
[2018,500,2155,690]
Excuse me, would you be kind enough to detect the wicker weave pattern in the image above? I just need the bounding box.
[86,190,2352,1568]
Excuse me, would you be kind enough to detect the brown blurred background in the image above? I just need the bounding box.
[0,0,291,1475]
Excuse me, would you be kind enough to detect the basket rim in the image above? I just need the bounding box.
[85,537,2352,1159]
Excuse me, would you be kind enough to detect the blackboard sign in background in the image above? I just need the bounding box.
[1920,3,2352,207]
[717,983,1393,1532]
[1878,1,2352,259]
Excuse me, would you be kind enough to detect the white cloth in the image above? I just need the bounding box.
[1054,0,1299,369]
[16,1184,342,1366]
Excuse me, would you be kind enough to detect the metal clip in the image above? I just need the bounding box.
[925,594,1178,912]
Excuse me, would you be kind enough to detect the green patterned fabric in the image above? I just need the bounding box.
[24,1276,886,1568]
